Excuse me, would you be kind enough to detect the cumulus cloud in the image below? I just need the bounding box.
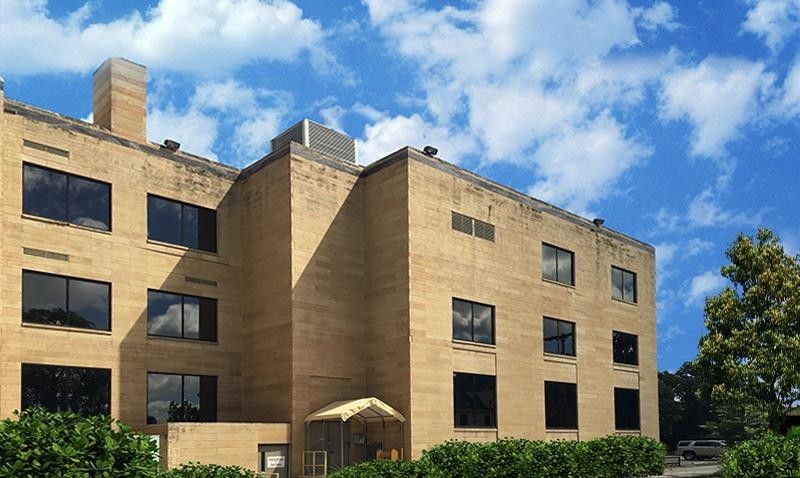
[742,0,800,51]
[660,57,773,158]
[687,188,766,228]
[358,0,664,211]
[634,2,681,32]
[0,0,332,75]
[148,79,291,162]
[684,270,727,306]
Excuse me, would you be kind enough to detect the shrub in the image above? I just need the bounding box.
[159,463,260,477]
[330,435,666,478]
[0,408,159,478]
[328,459,426,478]
[721,433,800,478]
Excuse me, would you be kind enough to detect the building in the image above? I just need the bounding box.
[0,58,658,477]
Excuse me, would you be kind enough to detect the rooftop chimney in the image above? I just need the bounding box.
[0,76,5,150]
[93,58,147,143]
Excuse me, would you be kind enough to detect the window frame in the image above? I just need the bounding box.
[611,266,637,303]
[544,381,578,430]
[452,298,496,345]
[146,372,218,424]
[543,317,576,357]
[542,243,575,286]
[147,289,218,342]
[612,330,639,366]
[21,269,112,331]
[22,162,112,231]
[21,363,111,416]
[453,372,497,429]
[147,194,217,253]
[614,387,641,431]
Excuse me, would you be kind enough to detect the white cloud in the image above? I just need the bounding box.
[634,2,681,32]
[148,106,219,159]
[660,57,773,158]
[0,0,330,75]
[684,270,727,306]
[356,112,478,165]
[780,58,800,116]
[654,238,713,283]
[662,323,687,341]
[742,0,800,51]
[527,112,651,214]
[687,188,765,228]
[360,0,663,211]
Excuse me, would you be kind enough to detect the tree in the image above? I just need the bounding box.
[696,228,800,432]
[659,362,714,448]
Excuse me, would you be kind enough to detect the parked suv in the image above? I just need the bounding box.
[675,440,726,460]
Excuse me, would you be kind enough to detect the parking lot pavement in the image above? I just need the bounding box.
[652,461,722,477]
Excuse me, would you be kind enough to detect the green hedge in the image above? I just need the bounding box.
[0,408,159,478]
[721,433,800,478]
[329,435,666,478]
[159,463,260,477]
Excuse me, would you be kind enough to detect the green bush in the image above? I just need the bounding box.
[159,462,259,477]
[329,435,666,478]
[0,408,159,478]
[721,433,800,478]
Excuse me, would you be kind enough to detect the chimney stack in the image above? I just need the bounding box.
[0,76,5,151]
[93,58,147,143]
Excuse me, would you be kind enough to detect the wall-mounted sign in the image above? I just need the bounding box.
[266,456,285,468]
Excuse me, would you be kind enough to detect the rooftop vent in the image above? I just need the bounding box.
[271,119,356,164]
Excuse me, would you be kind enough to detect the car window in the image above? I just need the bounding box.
[677,441,690,447]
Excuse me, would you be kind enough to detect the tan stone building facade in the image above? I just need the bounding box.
[0,58,658,476]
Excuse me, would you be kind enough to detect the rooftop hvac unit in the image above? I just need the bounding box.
[271,119,356,164]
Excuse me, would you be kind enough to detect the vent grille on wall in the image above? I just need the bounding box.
[270,119,356,164]
[451,211,495,242]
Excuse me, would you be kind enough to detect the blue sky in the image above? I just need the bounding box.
[1,0,799,371]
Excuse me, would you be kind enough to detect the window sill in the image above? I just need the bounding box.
[613,363,640,372]
[542,277,575,289]
[147,335,219,346]
[145,240,226,263]
[543,353,577,364]
[615,429,641,435]
[21,214,112,235]
[454,427,498,433]
[21,322,112,335]
[611,297,638,306]
[452,339,497,353]
[546,428,579,433]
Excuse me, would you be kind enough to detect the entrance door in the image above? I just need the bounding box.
[258,444,290,478]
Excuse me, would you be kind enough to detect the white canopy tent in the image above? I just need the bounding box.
[303,397,406,474]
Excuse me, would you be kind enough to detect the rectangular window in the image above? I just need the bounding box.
[542,244,574,285]
[612,267,637,303]
[22,270,111,331]
[148,290,217,341]
[453,372,496,428]
[613,331,639,366]
[23,163,111,231]
[147,373,217,424]
[22,363,110,416]
[147,195,217,252]
[451,211,495,242]
[452,298,495,345]
[543,317,575,356]
[614,387,640,430]
[545,381,578,429]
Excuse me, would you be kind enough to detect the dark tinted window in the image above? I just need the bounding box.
[453,372,496,428]
[613,331,639,365]
[23,163,110,231]
[452,298,495,345]
[543,317,575,356]
[22,271,110,331]
[542,244,574,285]
[612,267,637,302]
[147,290,217,341]
[147,373,217,424]
[22,363,110,415]
[147,195,217,252]
[615,387,640,430]
[545,381,578,429]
